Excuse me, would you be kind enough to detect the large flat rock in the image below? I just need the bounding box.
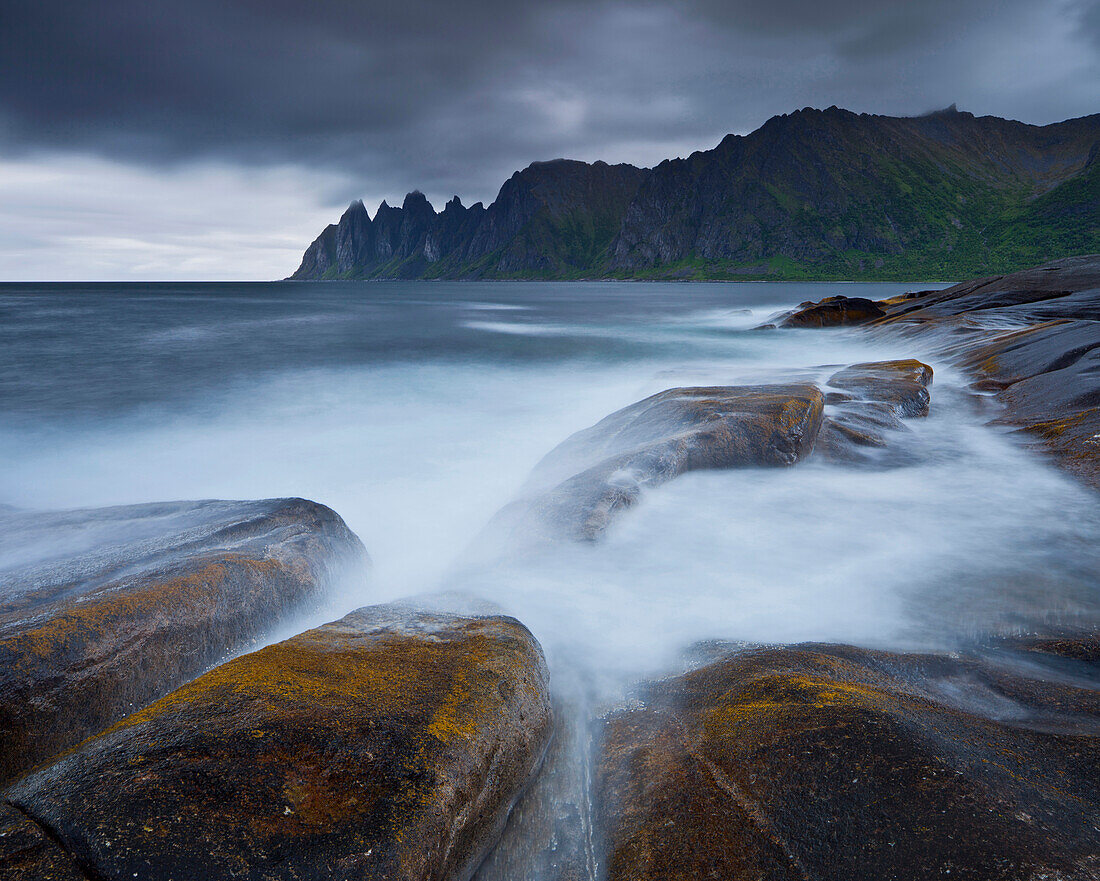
[0,497,367,785]
[488,384,825,542]
[596,643,1100,881]
[789,256,1100,487]
[4,603,553,881]
[878,254,1100,323]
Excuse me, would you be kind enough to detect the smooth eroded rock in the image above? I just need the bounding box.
[0,497,368,785]
[489,384,825,542]
[877,255,1100,324]
[954,319,1100,487]
[827,359,933,417]
[867,256,1100,488]
[778,296,885,328]
[5,603,553,881]
[596,643,1100,881]
[816,359,934,464]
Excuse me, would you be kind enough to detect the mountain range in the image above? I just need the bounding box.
[290,105,1099,281]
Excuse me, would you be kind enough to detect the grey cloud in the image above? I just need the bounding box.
[0,0,1096,209]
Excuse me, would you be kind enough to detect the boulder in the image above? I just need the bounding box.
[488,385,825,542]
[815,359,934,464]
[4,603,553,881]
[0,497,367,785]
[778,296,885,328]
[814,404,905,464]
[827,359,933,417]
[596,643,1100,881]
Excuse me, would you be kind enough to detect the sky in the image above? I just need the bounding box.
[1,0,1097,280]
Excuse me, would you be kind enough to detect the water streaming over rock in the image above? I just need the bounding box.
[3,280,1099,877]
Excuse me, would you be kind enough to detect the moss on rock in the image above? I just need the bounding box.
[597,644,1100,881]
[4,604,552,881]
[0,498,368,786]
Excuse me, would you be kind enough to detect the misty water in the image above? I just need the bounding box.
[3,280,1100,690]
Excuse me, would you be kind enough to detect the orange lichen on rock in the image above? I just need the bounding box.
[5,603,552,881]
[778,296,886,328]
[0,497,368,786]
[596,644,1100,881]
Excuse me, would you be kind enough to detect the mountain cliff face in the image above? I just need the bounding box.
[290,107,1100,281]
[292,159,645,280]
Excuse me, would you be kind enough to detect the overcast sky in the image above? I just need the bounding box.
[1,0,1097,280]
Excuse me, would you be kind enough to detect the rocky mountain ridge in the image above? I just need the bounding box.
[290,106,1099,281]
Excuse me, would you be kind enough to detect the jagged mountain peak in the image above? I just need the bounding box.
[402,190,432,211]
[290,106,1099,281]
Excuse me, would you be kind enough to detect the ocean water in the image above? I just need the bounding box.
[2,280,1099,685]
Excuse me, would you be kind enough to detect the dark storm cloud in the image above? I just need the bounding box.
[1,0,1097,205]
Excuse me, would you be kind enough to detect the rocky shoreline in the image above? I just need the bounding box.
[2,256,1098,879]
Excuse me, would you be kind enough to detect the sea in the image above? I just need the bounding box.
[3,280,1099,684]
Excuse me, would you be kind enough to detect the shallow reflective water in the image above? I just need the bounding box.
[3,280,1099,683]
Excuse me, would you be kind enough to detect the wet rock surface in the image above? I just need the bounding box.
[596,643,1100,881]
[4,603,553,881]
[874,255,1100,487]
[827,359,933,418]
[488,384,825,542]
[816,359,933,465]
[778,295,886,328]
[0,497,367,786]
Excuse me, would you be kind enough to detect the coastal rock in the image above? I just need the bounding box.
[4,604,553,881]
[814,360,933,464]
[778,296,886,327]
[877,254,1100,324]
[0,497,367,785]
[814,403,906,464]
[596,643,1100,881]
[827,359,933,417]
[870,256,1100,488]
[0,804,87,880]
[952,319,1100,486]
[489,384,825,542]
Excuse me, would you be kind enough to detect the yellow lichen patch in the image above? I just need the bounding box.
[106,622,511,740]
[1024,411,1089,440]
[701,672,902,743]
[6,560,231,663]
[425,647,493,744]
[4,554,292,668]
